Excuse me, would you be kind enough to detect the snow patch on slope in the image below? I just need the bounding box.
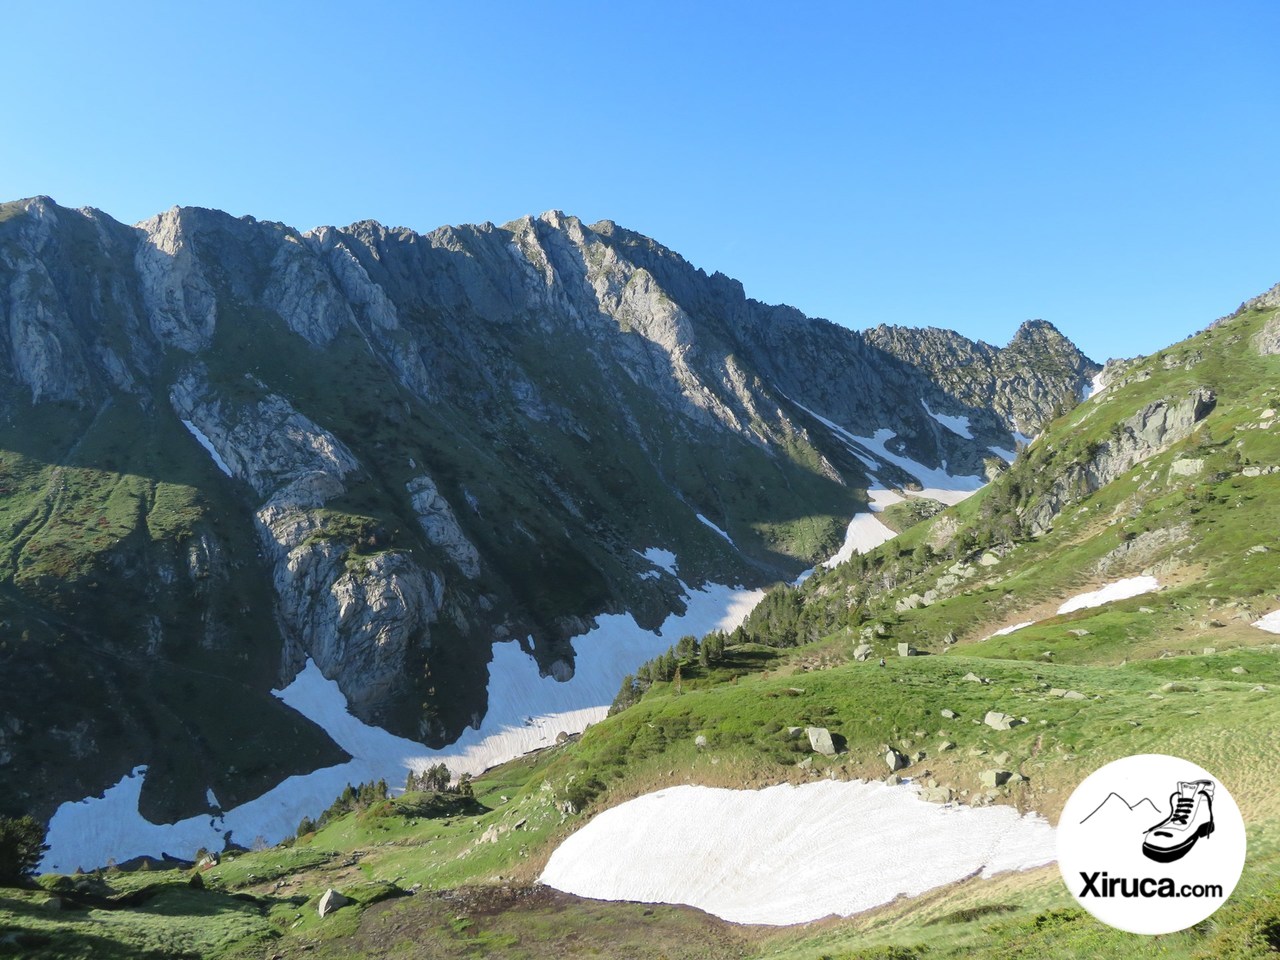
[922,399,974,439]
[1057,576,1159,615]
[982,620,1035,641]
[976,578,1162,642]
[1251,610,1280,634]
[852,428,984,505]
[180,418,233,477]
[637,547,679,576]
[822,486,902,568]
[541,780,1055,925]
[696,513,734,545]
[41,567,762,873]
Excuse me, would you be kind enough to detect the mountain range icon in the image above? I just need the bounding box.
[1080,792,1162,825]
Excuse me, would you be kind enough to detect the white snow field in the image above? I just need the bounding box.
[540,780,1056,925]
[822,486,902,568]
[1252,609,1280,634]
[40,561,763,873]
[1056,576,1159,615]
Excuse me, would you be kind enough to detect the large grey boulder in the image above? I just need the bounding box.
[853,643,874,662]
[984,711,1017,731]
[980,770,1012,788]
[885,748,909,772]
[806,727,837,756]
[318,888,349,918]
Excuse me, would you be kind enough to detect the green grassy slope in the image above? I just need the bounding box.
[5,305,1280,957]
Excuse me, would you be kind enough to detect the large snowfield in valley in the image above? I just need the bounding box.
[540,780,1056,925]
[40,564,762,872]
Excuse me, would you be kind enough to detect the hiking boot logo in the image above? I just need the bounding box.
[1058,755,1247,936]
[1142,780,1215,863]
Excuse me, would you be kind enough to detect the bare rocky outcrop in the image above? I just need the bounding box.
[407,476,481,578]
[135,208,218,353]
[1023,388,1217,535]
[1255,311,1280,356]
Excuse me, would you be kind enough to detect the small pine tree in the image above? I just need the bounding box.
[0,815,48,886]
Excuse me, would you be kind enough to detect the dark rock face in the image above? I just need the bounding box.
[0,196,1096,822]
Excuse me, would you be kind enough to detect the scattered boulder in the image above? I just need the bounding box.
[785,726,804,740]
[1231,666,1248,675]
[943,632,958,646]
[318,889,349,918]
[885,772,902,786]
[937,741,955,752]
[919,785,954,803]
[1063,690,1087,700]
[963,672,987,684]
[897,642,917,658]
[885,748,909,772]
[1170,457,1205,477]
[940,708,956,719]
[807,727,837,756]
[1067,629,1090,637]
[984,711,1018,731]
[1048,688,1067,698]
[1161,681,1194,693]
[694,735,708,748]
[1203,647,1216,656]
[853,643,874,662]
[980,770,1012,788]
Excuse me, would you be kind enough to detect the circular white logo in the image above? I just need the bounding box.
[1057,754,1246,935]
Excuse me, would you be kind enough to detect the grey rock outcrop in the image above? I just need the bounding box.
[1023,388,1217,536]
[135,208,218,352]
[407,476,481,578]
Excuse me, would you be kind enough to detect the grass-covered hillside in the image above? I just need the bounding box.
[3,302,1279,957]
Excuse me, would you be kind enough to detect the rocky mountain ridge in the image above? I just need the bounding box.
[0,195,1096,824]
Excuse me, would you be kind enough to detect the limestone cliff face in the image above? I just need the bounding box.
[0,195,1099,821]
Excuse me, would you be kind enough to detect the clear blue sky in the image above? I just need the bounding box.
[3,1,1277,362]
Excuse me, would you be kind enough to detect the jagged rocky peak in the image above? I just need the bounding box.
[0,194,1100,825]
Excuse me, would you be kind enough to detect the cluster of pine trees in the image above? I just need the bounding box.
[610,631,728,713]
[404,762,472,797]
[295,779,390,838]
